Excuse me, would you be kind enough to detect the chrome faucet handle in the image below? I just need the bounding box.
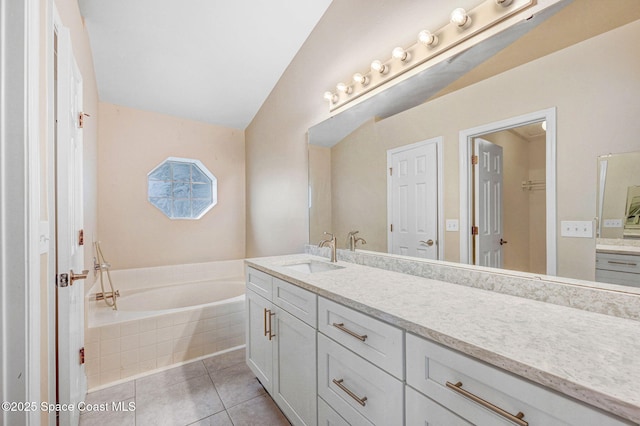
[323,231,336,241]
[347,230,359,236]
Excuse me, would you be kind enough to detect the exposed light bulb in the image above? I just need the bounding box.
[323,91,338,104]
[371,60,387,74]
[495,0,513,6]
[418,30,438,47]
[353,73,369,86]
[336,82,352,94]
[541,120,547,131]
[392,47,409,62]
[450,8,471,28]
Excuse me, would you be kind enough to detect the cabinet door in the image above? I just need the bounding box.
[246,290,274,393]
[273,307,317,426]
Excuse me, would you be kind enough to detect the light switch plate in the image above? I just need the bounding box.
[446,219,459,232]
[603,219,623,228]
[561,220,593,238]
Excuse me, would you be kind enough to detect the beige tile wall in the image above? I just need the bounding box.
[85,299,244,389]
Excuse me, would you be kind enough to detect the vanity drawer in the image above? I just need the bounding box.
[406,385,471,426]
[406,334,632,426]
[246,266,273,300]
[318,333,403,426]
[596,252,640,274]
[318,397,371,426]
[273,277,317,327]
[318,297,403,379]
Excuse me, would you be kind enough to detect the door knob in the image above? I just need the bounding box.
[420,239,435,247]
[70,269,89,285]
[500,239,508,246]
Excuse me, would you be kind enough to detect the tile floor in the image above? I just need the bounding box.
[79,348,291,426]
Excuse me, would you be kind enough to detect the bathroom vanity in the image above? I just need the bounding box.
[245,253,640,426]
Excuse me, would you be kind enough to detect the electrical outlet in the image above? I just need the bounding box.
[446,219,459,232]
[603,219,623,228]
[561,220,593,238]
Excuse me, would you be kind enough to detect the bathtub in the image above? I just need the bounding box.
[85,259,246,389]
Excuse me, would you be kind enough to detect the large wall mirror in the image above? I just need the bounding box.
[308,1,640,289]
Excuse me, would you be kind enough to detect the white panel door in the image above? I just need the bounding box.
[56,25,87,426]
[474,138,504,268]
[389,142,438,259]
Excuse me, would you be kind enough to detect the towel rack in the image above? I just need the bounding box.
[521,180,545,191]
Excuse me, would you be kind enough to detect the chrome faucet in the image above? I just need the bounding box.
[347,231,367,251]
[319,232,338,262]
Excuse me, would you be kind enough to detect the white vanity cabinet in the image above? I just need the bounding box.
[405,333,632,426]
[245,267,317,426]
[596,251,640,287]
[317,297,404,426]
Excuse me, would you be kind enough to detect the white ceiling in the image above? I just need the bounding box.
[77,0,333,129]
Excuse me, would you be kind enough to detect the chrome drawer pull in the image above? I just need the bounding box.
[332,378,367,407]
[607,260,637,266]
[446,381,528,426]
[263,308,268,337]
[268,310,276,340]
[332,322,367,341]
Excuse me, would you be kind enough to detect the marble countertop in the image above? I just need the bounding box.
[597,244,640,256]
[246,253,640,424]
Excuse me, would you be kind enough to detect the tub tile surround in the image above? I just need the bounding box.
[86,260,246,388]
[247,253,640,424]
[307,245,640,321]
[80,348,289,426]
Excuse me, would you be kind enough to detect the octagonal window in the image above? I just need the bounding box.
[147,157,217,219]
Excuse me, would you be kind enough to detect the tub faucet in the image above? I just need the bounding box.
[347,231,367,252]
[318,232,337,262]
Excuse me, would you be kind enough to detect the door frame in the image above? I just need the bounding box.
[459,107,557,275]
[387,137,444,260]
[0,0,42,424]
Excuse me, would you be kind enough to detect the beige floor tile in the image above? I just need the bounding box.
[79,397,135,426]
[135,374,224,426]
[208,361,265,409]
[188,410,234,426]
[136,360,207,395]
[84,381,135,406]
[202,348,245,374]
[227,395,290,426]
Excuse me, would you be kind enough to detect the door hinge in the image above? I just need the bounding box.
[389,167,393,176]
[78,112,90,128]
[390,224,393,232]
[471,155,478,165]
[78,229,84,246]
[57,273,69,288]
[79,347,85,365]
[471,226,479,235]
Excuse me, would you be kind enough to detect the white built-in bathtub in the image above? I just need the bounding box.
[85,259,246,389]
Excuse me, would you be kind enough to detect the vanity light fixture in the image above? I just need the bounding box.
[324,0,535,112]
[370,60,388,74]
[323,91,338,104]
[353,73,369,86]
[450,8,472,28]
[392,46,410,62]
[418,30,439,47]
[336,82,352,94]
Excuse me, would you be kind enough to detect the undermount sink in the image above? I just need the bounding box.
[283,260,345,274]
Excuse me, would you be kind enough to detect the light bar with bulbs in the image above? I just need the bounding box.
[323,0,534,111]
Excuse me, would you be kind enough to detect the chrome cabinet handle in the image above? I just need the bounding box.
[267,310,276,340]
[419,239,434,247]
[263,308,268,337]
[332,322,367,341]
[332,378,367,407]
[607,260,637,266]
[446,381,528,426]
